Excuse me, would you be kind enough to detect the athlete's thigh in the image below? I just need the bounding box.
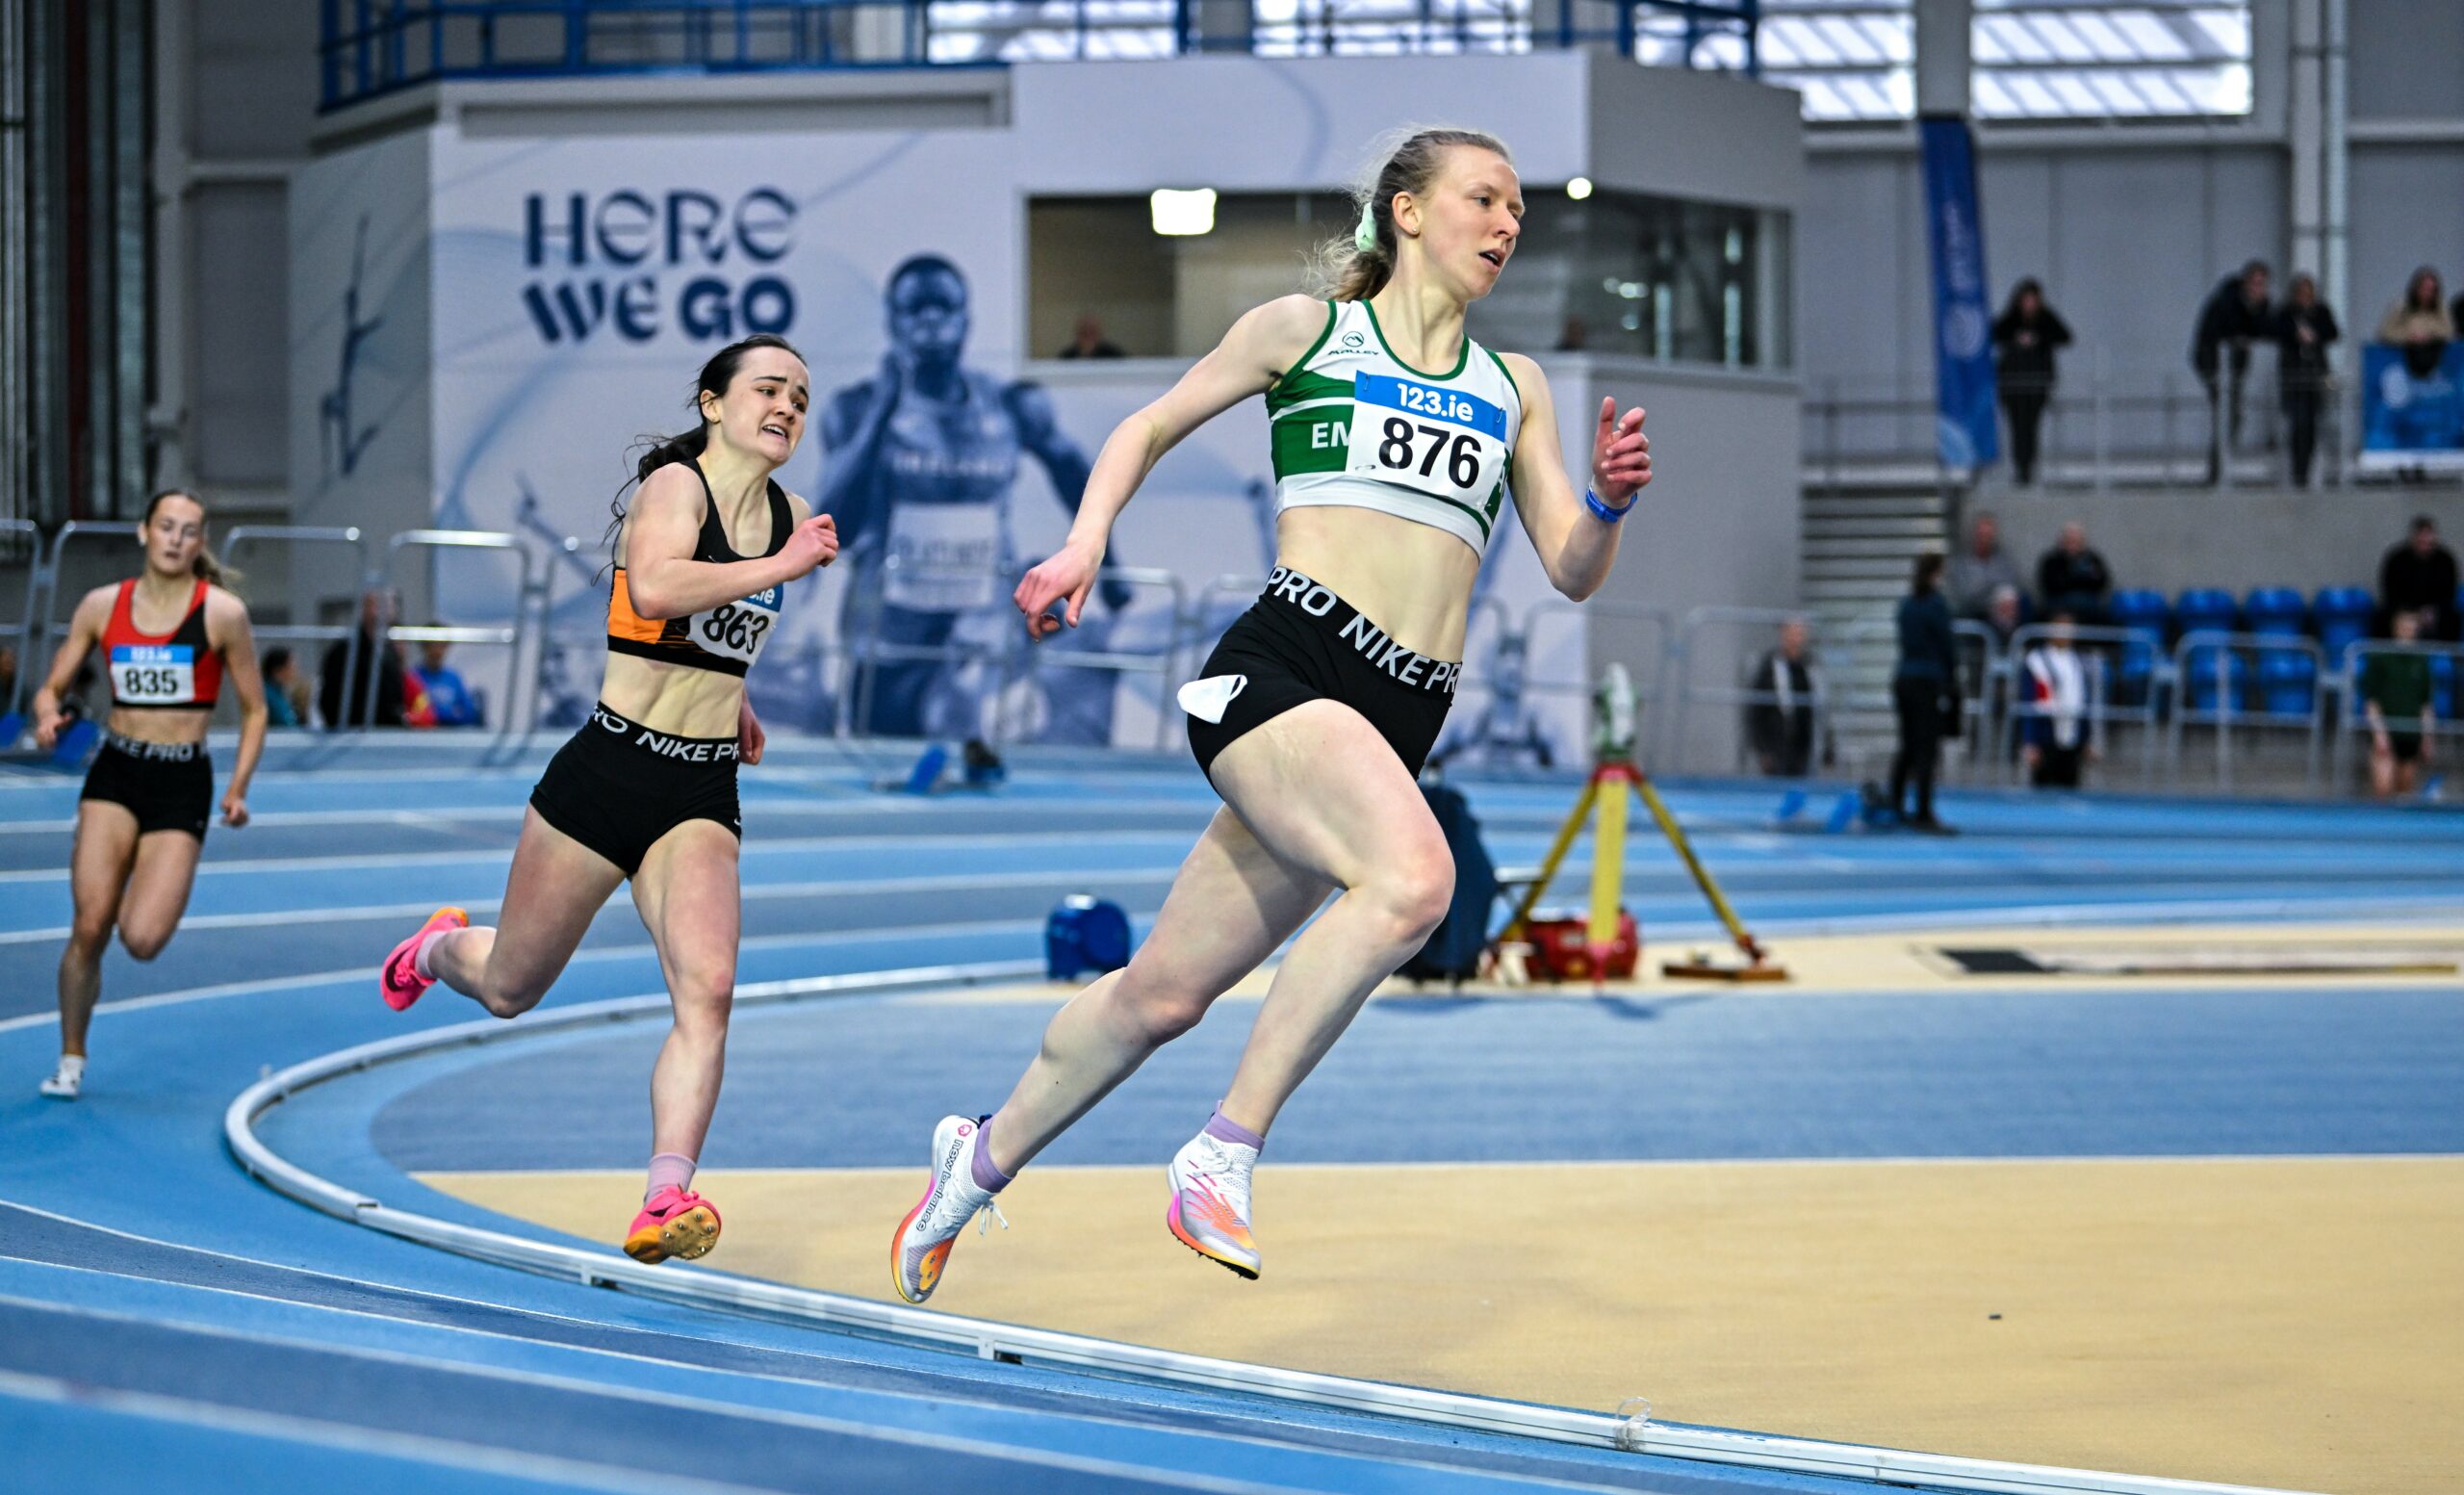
[487,807,629,994]
[1124,806,1332,1002]
[119,830,205,940]
[1207,699,1448,890]
[68,803,141,933]
[630,820,741,1014]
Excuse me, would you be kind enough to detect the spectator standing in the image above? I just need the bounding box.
[319,590,406,728]
[2375,267,2453,378]
[2378,515,2460,642]
[1947,511,2027,620]
[2019,613,2099,788]
[2191,260,2276,483]
[1982,584,2023,652]
[261,646,304,728]
[1056,315,1125,360]
[1747,618,1818,778]
[2361,609,2437,799]
[1887,553,1960,834]
[2274,273,2341,486]
[2036,522,2114,626]
[1991,278,2071,485]
[411,635,483,728]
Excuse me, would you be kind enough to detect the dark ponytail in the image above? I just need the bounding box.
[605,333,806,553]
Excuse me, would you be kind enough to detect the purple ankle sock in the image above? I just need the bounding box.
[1203,1106,1265,1151]
[969,1116,1013,1194]
[645,1152,696,1200]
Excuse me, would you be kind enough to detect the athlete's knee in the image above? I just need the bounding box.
[1367,851,1454,944]
[669,976,734,1036]
[475,981,546,1019]
[1108,963,1211,1046]
[67,913,116,955]
[117,924,174,963]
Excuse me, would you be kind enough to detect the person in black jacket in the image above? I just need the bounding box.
[2037,522,2114,627]
[1747,618,1818,777]
[1888,554,1959,834]
[1992,279,2071,485]
[2274,273,2341,486]
[2191,261,2276,484]
[318,589,406,729]
[2379,515,2460,643]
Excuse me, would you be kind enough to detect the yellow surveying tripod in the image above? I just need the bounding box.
[1498,664,1786,983]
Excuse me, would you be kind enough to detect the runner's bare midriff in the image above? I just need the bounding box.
[1271,506,1481,662]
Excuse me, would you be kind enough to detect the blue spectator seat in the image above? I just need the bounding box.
[2255,648,2317,716]
[2174,587,2238,641]
[2244,587,2306,637]
[2314,585,2374,664]
[2107,590,2169,706]
[2181,642,2248,713]
[2435,653,2455,719]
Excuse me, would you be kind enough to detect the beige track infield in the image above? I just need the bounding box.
[425,1155,2464,1494]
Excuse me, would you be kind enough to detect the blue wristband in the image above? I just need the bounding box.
[1583,486,1633,524]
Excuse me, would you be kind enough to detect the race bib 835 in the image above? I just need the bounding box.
[111,644,196,704]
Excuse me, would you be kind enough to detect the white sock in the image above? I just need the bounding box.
[55,1054,85,1081]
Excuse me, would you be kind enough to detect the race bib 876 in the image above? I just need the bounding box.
[1344,373,1510,509]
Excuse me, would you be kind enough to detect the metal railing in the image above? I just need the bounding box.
[367,528,544,763]
[220,526,372,735]
[1803,358,2352,493]
[317,0,1759,111]
[2164,630,2328,790]
[1995,622,2168,787]
[0,518,39,719]
[1660,605,1814,776]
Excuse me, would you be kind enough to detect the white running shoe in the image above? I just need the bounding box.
[38,1066,81,1100]
[889,1115,1006,1305]
[1167,1131,1261,1279]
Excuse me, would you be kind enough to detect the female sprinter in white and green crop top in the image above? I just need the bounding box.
[891,128,1654,1302]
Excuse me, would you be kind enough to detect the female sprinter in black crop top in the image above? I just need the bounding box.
[32,487,269,1101]
[377,334,838,1266]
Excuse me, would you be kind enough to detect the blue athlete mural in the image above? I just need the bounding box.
[815,255,1129,741]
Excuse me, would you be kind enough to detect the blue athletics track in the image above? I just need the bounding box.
[3,733,2456,1495]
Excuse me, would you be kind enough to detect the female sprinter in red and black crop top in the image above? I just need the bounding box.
[376,334,837,1266]
[32,487,270,1100]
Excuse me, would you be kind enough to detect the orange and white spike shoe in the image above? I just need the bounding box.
[889,1115,1006,1304]
[624,1184,722,1264]
[1166,1131,1261,1280]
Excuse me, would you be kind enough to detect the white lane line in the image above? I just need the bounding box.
[0,915,1060,1038]
[0,867,1179,947]
[0,794,1214,836]
[0,1290,1278,1493]
[0,1366,772,1495]
[0,826,1199,884]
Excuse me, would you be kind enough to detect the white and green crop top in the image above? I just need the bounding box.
[1265,299,1525,558]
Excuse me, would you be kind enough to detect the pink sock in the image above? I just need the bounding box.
[646,1152,696,1200]
[412,927,454,981]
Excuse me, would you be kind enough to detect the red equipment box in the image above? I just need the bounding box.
[1521,911,1640,982]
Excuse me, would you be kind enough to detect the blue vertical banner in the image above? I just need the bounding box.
[1919,115,1999,471]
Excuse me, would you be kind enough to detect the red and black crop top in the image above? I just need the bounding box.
[103,578,221,710]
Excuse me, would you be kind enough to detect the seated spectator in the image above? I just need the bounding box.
[2036,522,2112,626]
[1056,315,1124,360]
[261,646,305,728]
[410,635,483,728]
[2375,267,2453,378]
[2362,609,2437,800]
[1983,584,2024,652]
[1746,618,1817,778]
[1947,511,2027,620]
[2191,260,2276,484]
[2274,272,2340,486]
[319,590,406,728]
[2019,612,2099,789]
[0,643,15,715]
[2379,515,2460,642]
[1991,278,2070,486]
